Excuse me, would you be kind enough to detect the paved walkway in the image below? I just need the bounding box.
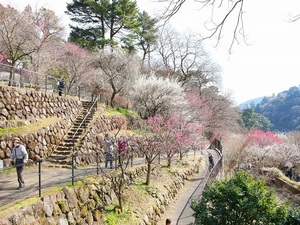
[157,149,221,225]
[0,150,220,225]
[0,158,144,207]
[0,165,88,207]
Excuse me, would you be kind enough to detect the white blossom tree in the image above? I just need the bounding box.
[129,72,186,118]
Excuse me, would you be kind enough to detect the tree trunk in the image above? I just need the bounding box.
[179,151,183,160]
[145,161,151,185]
[8,61,16,86]
[118,188,123,212]
[110,90,116,107]
[167,157,171,168]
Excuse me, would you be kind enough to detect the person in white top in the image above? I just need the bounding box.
[10,137,28,190]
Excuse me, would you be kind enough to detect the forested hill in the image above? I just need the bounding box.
[254,86,300,132]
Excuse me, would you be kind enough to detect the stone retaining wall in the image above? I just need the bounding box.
[0,86,82,164]
[0,120,70,165]
[0,86,81,128]
[274,177,300,195]
[76,114,141,165]
[0,165,197,225]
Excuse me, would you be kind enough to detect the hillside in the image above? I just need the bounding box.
[239,96,265,110]
[254,86,300,131]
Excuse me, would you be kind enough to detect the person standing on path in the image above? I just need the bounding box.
[117,136,127,166]
[10,137,28,190]
[57,79,65,96]
[104,134,114,169]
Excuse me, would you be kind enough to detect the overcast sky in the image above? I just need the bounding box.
[2,0,300,104]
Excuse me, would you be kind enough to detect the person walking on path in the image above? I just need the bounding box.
[10,137,28,190]
[104,134,114,169]
[208,152,214,171]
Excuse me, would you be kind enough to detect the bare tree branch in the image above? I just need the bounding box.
[156,0,246,53]
[287,13,300,22]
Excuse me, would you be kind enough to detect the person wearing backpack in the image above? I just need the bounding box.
[10,137,28,190]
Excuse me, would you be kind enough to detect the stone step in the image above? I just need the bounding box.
[48,100,96,166]
[56,144,71,148]
[53,152,72,156]
[68,130,83,136]
[48,159,71,165]
[55,149,72,154]
[74,116,94,124]
[56,144,73,148]
[70,128,84,132]
[63,137,80,143]
[57,142,74,147]
[48,155,69,161]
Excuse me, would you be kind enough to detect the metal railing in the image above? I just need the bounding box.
[72,96,99,152]
[0,152,143,207]
[0,62,60,93]
[176,148,223,225]
[0,62,88,99]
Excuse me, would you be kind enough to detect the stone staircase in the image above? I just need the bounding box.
[46,101,97,167]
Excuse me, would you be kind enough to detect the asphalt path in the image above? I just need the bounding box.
[0,150,221,225]
[0,156,151,207]
[161,149,221,225]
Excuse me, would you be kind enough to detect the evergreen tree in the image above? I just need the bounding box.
[133,11,158,62]
[191,172,287,225]
[66,0,140,49]
[242,108,272,131]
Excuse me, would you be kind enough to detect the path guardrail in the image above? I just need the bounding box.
[0,151,136,206]
[176,148,223,225]
[0,62,87,99]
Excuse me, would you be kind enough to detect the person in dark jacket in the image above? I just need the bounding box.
[57,79,65,96]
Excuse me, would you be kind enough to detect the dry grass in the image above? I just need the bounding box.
[111,155,204,225]
[0,117,62,135]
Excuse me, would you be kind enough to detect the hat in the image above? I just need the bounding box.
[13,137,20,143]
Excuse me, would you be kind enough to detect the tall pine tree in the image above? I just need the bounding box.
[66,0,140,49]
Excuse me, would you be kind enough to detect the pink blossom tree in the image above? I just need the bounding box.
[54,43,96,94]
[0,5,39,86]
[246,130,283,148]
[146,114,204,167]
[184,92,212,124]
[132,134,161,185]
